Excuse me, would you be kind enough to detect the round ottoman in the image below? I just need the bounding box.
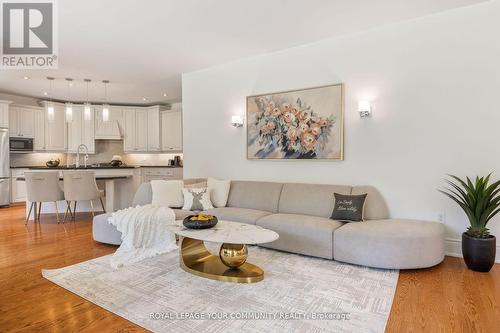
[333,219,445,269]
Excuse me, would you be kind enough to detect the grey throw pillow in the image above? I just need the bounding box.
[330,193,367,222]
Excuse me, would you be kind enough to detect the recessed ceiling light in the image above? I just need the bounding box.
[163,93,167,97]
[43,92,48,96]
[23,76,30,80]
[142,97,147,101]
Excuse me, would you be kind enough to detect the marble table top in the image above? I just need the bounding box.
[167,220,279,245]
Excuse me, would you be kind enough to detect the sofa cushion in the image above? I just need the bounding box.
[333,219,445,269]
[203,207,271,225]
[226,181,283,213]
[278,183,351,218]
[351,186,389,220]
[256,213,345,259]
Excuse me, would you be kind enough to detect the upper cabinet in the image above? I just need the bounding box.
[0,100,11,128]
[67,105,95,153]
[44,103,67,151]
[124,106,164,153]
[161,107,182,152]
[9,105,35,138]
[33,108,45,151]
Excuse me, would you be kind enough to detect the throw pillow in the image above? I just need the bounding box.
[330,193,367,222]
[207,177,231,207]
[151,180,184,208]
[182,188,214,211]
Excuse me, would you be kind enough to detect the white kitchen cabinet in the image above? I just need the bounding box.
[140,167,183,183]
[147,107,160,151]
[0,101,11,128]
[33,109,45,151]
[9,105,35,138]
[67,105,95,153]
[124,108,151,152]
[161,110,182,151]
[45,104,67,151]
[11,168,28,203]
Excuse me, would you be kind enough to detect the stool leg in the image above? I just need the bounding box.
[89,200,95,218]
[26,202,34,225]
[63,201,69,223]
[73,201,77,221]
[99,197,105,213]
[37,202,42,222]
[54,201,60,224]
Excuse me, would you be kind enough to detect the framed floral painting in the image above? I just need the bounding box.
[247,83,344,160]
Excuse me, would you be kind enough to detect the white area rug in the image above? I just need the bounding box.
[42,246,398,333]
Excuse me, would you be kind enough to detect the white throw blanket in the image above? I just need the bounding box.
[107,204,177,268]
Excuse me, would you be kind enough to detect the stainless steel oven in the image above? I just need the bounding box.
[9,137,33,153]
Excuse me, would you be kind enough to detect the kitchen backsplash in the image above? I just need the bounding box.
[10,140,182,167]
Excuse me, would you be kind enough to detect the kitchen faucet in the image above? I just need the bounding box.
[76,144,89,168]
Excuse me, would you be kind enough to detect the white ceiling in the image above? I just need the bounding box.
[0,0,486,105]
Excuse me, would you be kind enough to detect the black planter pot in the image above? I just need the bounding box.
[462,233,496,272]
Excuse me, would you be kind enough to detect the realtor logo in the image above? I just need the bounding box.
[1,0,58,69]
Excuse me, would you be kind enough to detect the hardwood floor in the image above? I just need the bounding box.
[0,205,499,333]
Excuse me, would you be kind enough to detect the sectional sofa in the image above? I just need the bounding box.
[93,180,445,269]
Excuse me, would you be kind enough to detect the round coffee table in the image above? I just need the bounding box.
[167,220,279,283]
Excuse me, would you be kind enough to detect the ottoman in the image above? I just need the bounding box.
[92,213,122,245]
[333,219,445,269]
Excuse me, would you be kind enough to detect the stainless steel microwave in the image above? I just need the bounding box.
[10,137,33,153]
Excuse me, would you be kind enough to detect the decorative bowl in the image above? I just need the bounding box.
[46,159,60,168]
[183,214,218,229]
[110,160,123,167]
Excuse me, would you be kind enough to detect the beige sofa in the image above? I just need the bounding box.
[93,180,445,269]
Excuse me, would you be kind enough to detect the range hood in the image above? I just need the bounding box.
[95,120,122,140]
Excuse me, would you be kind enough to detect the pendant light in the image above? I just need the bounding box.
[65,78,73,123]
[102,80,110,122]
[84,79,92,121]
[46,77,55,122]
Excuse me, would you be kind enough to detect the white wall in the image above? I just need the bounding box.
[182,0,500,254]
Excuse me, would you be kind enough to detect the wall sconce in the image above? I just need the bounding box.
[358,101,372,118]
[231,115,243,127]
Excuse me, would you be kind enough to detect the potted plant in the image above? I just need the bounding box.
[440,174,500,272]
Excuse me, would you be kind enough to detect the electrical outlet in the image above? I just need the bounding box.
[437,213,446,223]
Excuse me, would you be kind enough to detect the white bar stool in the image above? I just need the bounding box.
[63,170,105,222]
[25,171,65,224]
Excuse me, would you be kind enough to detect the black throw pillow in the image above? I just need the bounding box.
[330,193,367,222]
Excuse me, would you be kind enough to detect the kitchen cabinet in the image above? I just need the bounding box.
[33,109,46,151]
[11,168,28,203]
[161,110,182,151]
[44,103,67,151]
[140,167,183,183]
[9,105,35,138]
[67,105,95,153]
[147,107,160,151]
[0,100,10,128]
[124,108,150,152]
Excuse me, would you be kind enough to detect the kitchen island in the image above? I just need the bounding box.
[16,167,141,220]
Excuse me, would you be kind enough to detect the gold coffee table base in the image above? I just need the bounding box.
[179,237,264,283]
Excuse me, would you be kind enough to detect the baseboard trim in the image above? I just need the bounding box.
[445,238,500,263]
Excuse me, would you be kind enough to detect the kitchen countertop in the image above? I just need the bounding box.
[16,175,133,181]
[10,165,182,169]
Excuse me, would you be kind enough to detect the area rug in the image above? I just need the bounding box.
[42,246,398,333]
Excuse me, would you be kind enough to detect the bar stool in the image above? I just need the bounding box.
[25,171,65,224]
[63,170,105,222]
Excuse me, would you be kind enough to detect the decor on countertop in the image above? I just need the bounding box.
[440,174,500,272]
[182,214,218,229]
[247,83,344,160]
[331,192,367,222]
[110,155,123,167]
[45,158,60,168]
[182,188,214,211]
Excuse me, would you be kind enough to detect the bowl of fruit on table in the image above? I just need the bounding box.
[183,214,218,229]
